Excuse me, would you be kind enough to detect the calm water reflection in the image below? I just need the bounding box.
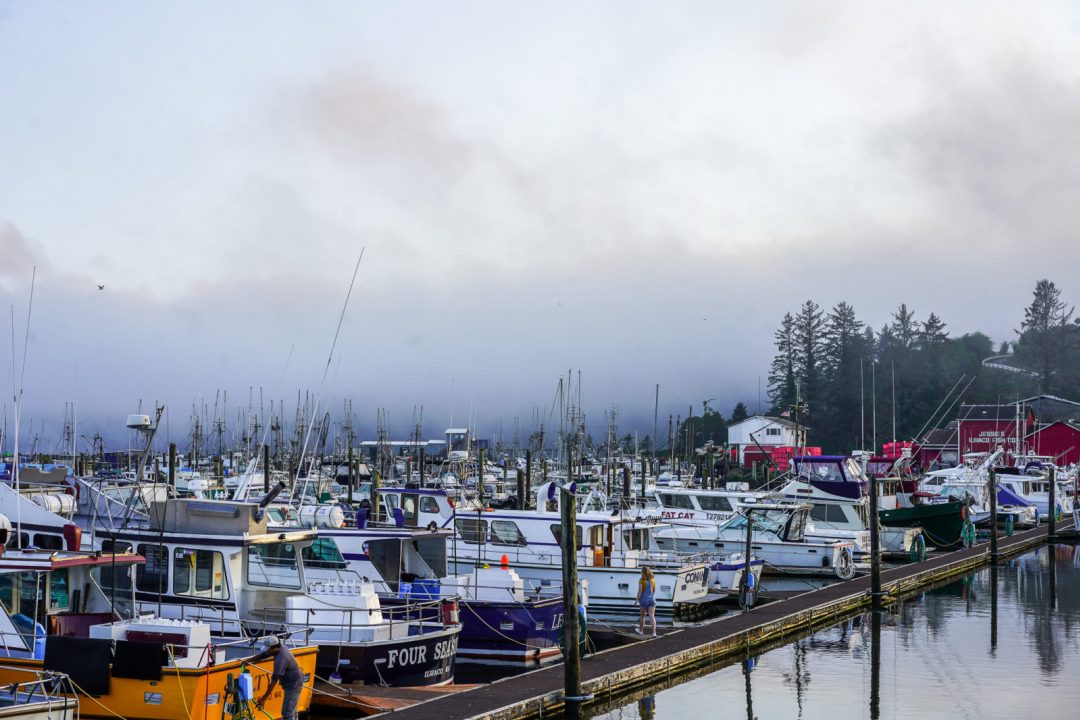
[591,545,1080,720]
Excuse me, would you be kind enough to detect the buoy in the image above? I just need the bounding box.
[500,554,509,569]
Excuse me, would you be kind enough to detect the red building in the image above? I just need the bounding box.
[1025,421,1080,465]
[956,404,1035,463]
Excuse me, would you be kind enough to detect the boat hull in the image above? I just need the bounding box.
[319,624,459,686]
[456,596,562,662]
[0,648,318,720]
[880,501,965,551]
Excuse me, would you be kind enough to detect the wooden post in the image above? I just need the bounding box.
[989,469,999,561]
[372,467,381,522]
[640,458,646,504]
[419,448,426,487]
[263,444,271,493]
[869,471,882,609]
[742,508,754,611]
[525,450,532,510]
[1048,465,1057,540]
[561,445,584,712]
[622,466,631,504]
[478,448,485,505]
[347,445,354,504]
[168,443,177,492]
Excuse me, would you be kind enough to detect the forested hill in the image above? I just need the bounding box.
[759,279,1080,454]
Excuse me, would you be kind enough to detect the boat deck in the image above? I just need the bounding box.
[381,520,1070,720]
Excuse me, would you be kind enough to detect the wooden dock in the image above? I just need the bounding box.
[379,520,1070,720]
[311,681,483,715]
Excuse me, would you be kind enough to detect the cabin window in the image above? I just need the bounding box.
[402,495,419,523]
[49,568,70,610]
[174,548,229,598]
[95,563,133,596]
[136,544,170,593]
[0,574,13,613]
[697,496,732,512]
[623,529,649,551]
[550,524,584,550]
[489,521,526,546]
[809,504,848,524]
[33,534,63,550]
[455,518,488,544]
[302,538,348,570]
[658,494,694,510]
[766,428,781,436]
[420,496,440,514]
[246,543,302,590]
[101,540,133,554]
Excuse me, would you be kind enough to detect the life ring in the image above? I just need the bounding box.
[908,533,927,563]
[834,546,855,580]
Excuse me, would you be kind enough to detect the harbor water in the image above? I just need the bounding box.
[589,544,1080,720]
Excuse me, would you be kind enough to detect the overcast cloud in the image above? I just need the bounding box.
[1,2,1079,445]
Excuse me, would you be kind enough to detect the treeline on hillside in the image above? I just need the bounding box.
[760,279,1080,453]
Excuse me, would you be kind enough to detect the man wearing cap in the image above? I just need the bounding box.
[253,636,303,720]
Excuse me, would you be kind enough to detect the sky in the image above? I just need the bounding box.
[2,1,1080,447]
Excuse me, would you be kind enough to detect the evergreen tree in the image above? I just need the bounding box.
[767,313,798,413]
[730,402,749,423]
[820,302,868,451]
[919,313,948,346]
[793,300,826,426]
[890,304,919,349]
[1016,279,1078,394]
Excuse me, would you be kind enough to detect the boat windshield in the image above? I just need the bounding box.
[797,461,845,483]
[301,537,348,570]
[718,509,790,535]
[247,541,303,589]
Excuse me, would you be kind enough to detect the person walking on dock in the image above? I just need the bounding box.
[253,636,303,720]
[637,566,657,636]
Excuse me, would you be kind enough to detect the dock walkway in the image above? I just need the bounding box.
[385,521,1070,720]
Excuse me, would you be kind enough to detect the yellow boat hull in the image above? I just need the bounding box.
[0,647,318,720]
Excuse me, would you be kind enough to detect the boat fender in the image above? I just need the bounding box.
[440,598,460,625]
[501,554,509,569]
[428,521,438,532]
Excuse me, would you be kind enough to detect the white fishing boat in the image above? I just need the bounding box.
[367,485,711,614]
[652,502,857,579]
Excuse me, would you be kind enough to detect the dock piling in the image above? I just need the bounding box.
[869,471,882,609]
[1048,465,1057,540]
[560,446,589,715]
[989,469,999,561]
[263,443,271,493]
[168,442,176,492]
[526,450,532,509]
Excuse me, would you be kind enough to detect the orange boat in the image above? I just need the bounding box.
[0,544,317,720]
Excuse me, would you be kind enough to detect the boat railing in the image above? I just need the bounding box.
[0,666,77,708]
[638,550,712,567]
[248,597,449,644]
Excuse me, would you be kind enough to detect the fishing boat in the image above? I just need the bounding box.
[778,456,929,557]
[0,536,317,720]
[88,495,463,686]
[652,502,858,579]
[264,502,565,663]
[370,484,711,615]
